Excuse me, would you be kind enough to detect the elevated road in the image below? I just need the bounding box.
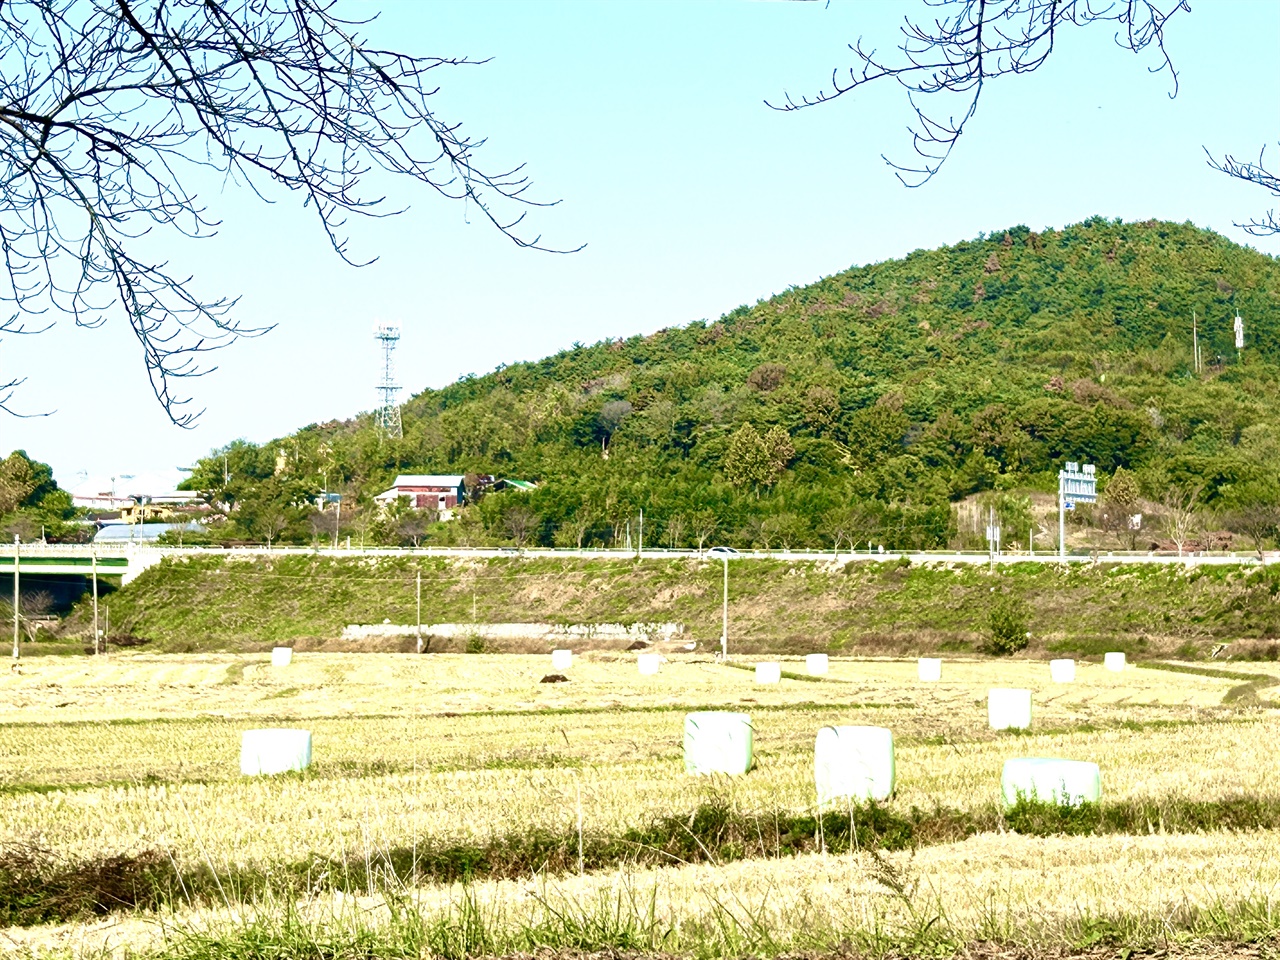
[0,542,1269,585]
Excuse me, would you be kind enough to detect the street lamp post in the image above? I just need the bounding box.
[11,536,19,662]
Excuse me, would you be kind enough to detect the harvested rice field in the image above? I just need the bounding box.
[2,651,1278,959]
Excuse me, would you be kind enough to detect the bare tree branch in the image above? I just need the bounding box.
[0,0,578,425]
[1205,144,1280,236]
[770,1,1188,186]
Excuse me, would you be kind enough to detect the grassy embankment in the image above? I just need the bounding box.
[49,554,1280,655]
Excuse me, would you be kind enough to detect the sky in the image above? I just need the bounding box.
[4,0,1279,487]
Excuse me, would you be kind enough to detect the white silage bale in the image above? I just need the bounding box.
[814,725,894,806]
[1104,651,1126,672]
[805,653,829,676]
[988,688,1032,730]
[684,712,753,775]
[271,646,292,667]
[1049,658,1076,683]
[755,662,782,684]
[637,653,661,675]
[551,649,573,670]
[917,658,942,682]
[240,729,312,776]
[1001,757,1101,807]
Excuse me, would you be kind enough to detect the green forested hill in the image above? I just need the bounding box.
[187,217,1280,549]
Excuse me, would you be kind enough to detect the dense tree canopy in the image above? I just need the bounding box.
[183,218,1280,551]
[0,450,79,540]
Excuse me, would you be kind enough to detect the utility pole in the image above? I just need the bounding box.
[415,570,423,654]
[638,509,643,558]
[720,556,729,660]
[11,537,19,662]
[104,606,109,655]
[1192,310,1201,374]
[92,551,100,656]
[333,499,340,549]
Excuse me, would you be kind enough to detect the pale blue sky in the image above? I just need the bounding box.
[6,0,1279,484]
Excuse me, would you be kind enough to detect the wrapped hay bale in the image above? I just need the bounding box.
[988,688,1032,730]
[551,649,573,670]
[1104,652,1126,672]
[814,725,894,806]
[271,647,292,667]
[683,712,753,775]
[637,653,661,675]
[240,729,312,776]
[1049,659,1076,683]
[917,658,942,682]
[755,662,782,684]
[1001,757,1101,807]
[805,654,829,676]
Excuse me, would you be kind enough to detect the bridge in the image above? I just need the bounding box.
[0,542,1268,586]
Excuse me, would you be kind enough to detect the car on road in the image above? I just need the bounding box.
[707,546,739,557]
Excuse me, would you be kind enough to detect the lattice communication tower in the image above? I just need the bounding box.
[374,323,403,440]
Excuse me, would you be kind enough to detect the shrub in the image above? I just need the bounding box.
[986,594,1030,655]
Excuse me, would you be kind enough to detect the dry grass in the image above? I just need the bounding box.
[1,651,1274,957]
[8,829,1280,958]
[0,652,1236,723]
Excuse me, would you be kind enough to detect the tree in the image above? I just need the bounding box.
[690,508,718,551]
[771,2,1275,232]
[597,401,634,459]
[664,513,687,550]
[821,503,882,557]
[554,512,591,549]
[0,451,44,514]
[723,423,794,495]
[0,0,574,423]
[503,505,538,549]
[1220,481,1280,559]
[1100,466,1143,550]
[723,423,767,491]
[761,513,809,550]
[746,362,787,393]
[986,593,1030,656]
[396,510,436,548]
[1160,485,1204,557]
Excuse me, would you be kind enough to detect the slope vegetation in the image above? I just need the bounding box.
[186,218,1280,550]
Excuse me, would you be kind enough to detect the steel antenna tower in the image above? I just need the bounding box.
[374,324,403,440]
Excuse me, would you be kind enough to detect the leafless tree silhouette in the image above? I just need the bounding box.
[1206,146,1280,237]
[769,1,1187,186]
[0,0,576,424]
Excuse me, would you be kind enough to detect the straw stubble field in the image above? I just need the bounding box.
[2,651,1278,959]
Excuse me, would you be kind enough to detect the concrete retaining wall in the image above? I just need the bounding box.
[341,621,684,642]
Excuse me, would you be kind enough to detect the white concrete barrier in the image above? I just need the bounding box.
[684,712,753,775]
[815,725,894,805]
[1001,758,1101,806]
[988,688,1032,730]
[240,729,312,776]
